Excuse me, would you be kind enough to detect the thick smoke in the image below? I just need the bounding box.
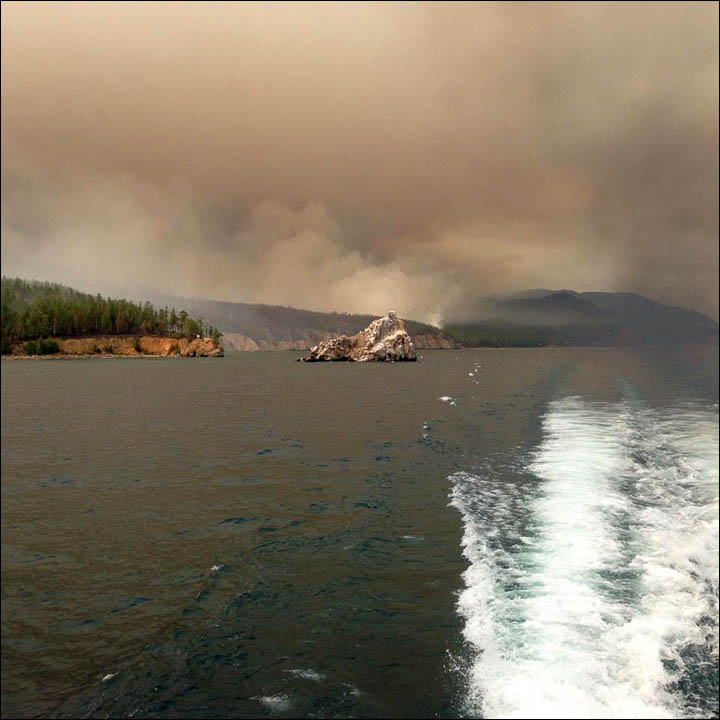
[2,2,718,321]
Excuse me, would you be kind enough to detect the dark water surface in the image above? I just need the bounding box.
[2,347,718,719]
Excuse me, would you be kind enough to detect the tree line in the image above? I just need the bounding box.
[1,277,222,354]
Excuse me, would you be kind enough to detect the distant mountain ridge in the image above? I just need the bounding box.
[119,288,720,349]
[445,290,718,346]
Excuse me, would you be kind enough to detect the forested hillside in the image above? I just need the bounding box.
[1,278,219,354]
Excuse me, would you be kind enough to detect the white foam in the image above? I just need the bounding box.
[342,682,362,697]
[286,668,325,682]
[617,407,719,714]
[450,398,719,719]
[255,694,292,712]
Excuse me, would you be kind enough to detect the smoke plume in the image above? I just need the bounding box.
[2,2,718,321]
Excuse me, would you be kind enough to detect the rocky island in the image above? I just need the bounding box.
[299,311,417,362]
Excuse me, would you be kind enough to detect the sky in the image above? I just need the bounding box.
[2,1,718,323]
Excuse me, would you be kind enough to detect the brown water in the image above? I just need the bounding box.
[1,347,718,718]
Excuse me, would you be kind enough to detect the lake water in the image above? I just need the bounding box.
[1,346,718,719]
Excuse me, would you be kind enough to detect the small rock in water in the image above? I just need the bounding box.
[299,311,416,362]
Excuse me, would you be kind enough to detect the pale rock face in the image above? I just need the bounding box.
[179,337,224,357]
[299,312,417,362]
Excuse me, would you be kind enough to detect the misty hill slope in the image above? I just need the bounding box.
[145,294,456,351]
[445,290,718,346]
[579,291,719,343]
[486,291,612,325]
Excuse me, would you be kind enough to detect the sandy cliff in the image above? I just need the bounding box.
[10,336,224,357]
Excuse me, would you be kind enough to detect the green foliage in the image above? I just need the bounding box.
[133,336,142,352]
[209,325,222,345]
[38,339,61,354]
[0,277,205,353]
[181,315,204,340]
[23,338,60,355]
[103,343,114,353]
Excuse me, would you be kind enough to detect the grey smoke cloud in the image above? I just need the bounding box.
[2,1,718,321]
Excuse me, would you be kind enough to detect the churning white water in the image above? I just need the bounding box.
[450,398,719,719]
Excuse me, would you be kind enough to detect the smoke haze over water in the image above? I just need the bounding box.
[2,2,718,322]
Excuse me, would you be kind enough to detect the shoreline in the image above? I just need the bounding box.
[3,341,716,360]
[1,353,195,360]
[3,334,223,359]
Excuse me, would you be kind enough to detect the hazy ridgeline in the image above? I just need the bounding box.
[153,289,718,349]
[140,293,451,346]
[444,291,719,347]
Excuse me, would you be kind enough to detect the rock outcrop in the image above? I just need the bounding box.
[299,311,416,362]
[413,333,457,350]
[178,337,224,357]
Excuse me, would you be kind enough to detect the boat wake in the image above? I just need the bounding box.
[450,398,718,719]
